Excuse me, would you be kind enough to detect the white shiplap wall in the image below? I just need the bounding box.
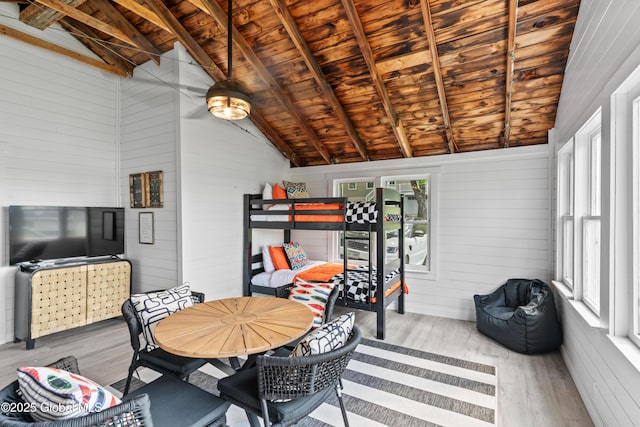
[119,49,181,293]
[552,1,640,426]
[0,3,120,343]
[288,145,551,321]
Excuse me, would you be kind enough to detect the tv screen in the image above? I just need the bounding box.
[87,207,125,257]
[9,206,125,265]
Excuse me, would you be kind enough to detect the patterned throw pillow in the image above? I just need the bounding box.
[282,180,309,199]
[17,367,121,421]
[130,283,194,351]
[288,280,335,329]
[290,312,355,357]
[283,242,310,270]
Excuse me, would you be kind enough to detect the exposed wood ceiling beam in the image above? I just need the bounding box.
[250,113,301,167]
[20,0,87,30]
[0,23,128,76]
[420,0,457,154]
[59,19,134,75]
[111,0,170,33]
[190,0,332,165]
[32,0,137,46]
[502,0,519,148]
[340,0,412,158]
[143,0,298,166]
[90,0,160,65]
[268,0,369,162]
[142,0,224,81]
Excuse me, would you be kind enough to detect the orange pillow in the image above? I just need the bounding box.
[272,183,287,199]
[268,245,290,270]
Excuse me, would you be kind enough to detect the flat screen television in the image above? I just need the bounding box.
[8,206,125,265]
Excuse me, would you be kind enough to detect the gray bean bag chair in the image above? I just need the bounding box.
[473,278,562,354]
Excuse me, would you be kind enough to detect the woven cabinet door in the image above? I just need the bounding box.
[30,265,87,338]
[86,261,131,323]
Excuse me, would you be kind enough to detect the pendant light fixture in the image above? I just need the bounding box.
[206,0,251,120]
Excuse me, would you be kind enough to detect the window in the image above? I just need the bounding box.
[583,127,601,314]
[382,176,431,271]
[558,143,574,289]
[556,109,601,316]
[333,171,438,276]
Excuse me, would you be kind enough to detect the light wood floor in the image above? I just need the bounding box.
[0,307,593,427]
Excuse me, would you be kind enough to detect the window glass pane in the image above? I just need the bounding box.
[590,132,601,216]
[583,218,601,315]
[384,178,430,269]
[563,216,574,288]
[337,181,375,262]
[633,96,640,342]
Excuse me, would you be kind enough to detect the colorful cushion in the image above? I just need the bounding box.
[268,245,290,270]
[289,280,335,329]
[130,283,194,351]
[17,367,121,421]
[282,180,309,199]
[283,242,310,270]
[290,312,355,357]
[262,245,275,273]
[272,183,287,199]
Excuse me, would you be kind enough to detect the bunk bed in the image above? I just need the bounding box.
[243,187,405,339]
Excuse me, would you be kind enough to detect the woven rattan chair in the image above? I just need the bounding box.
[217,326,362,427]
[0,355,229,427]
[0,356,153,426]
[121,291,207,395]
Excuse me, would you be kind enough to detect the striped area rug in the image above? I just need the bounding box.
[111,338,497,427]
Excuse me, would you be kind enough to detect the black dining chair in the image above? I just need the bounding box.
[0,355,229,427]
[280,284,341,352]
[217,325,361,427]
[121,291,207,395]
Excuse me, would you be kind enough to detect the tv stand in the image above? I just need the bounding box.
[14,258,131,350]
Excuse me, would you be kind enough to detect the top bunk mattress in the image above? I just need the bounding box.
[250,201,401,224]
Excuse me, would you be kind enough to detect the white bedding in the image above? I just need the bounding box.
[250,260,326,288]
[250,204,290,222]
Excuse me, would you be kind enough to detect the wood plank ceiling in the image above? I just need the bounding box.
[1,0,581,167]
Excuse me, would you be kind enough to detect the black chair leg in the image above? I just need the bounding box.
[336,385,349,427]
[259,399,271,427]
[123,355,138,395]
[123,369,134,395]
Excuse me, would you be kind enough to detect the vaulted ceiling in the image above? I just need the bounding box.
[1,0,580,167]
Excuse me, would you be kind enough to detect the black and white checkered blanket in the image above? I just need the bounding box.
[345,201,402,224]
[330,265,401,302]
[345,201,377,224]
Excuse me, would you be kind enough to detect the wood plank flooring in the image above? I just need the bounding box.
[0,306,593,427]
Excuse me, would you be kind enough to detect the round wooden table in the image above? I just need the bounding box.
[154,296,314,359]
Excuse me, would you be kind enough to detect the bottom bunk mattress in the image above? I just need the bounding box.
[251,262,406,303]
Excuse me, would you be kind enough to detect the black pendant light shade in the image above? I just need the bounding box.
[206,0,251,120]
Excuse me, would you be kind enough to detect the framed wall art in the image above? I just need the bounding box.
[146,170,164,208]
[129,173,147,208]
[139,212,154,244]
